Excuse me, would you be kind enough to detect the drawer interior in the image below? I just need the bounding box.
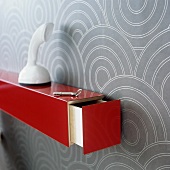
[69,100,105,147]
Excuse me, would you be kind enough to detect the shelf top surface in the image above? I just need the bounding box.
[0,69,104,103]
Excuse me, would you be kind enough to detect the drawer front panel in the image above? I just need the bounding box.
[82,100,121,154]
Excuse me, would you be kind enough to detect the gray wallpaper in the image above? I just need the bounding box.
[0,0,170,169]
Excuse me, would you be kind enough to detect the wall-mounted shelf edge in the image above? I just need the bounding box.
[0,69,121,154]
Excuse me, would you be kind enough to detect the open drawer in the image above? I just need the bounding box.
[69,100,121,154]
[0,69,121,154]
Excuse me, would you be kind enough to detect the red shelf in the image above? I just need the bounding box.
[0,69,121,154]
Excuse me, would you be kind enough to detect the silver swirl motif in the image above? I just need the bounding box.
[26,127,61,170]
[31,151,59,170]
[0,0,7,33]
[13,122,33,170]
[0,112,18,170]
[0,3,29,72]
[107,0,168,38]
[104,0,169,49]
[67,162,92,170]
[0,31,31,72]
[137,142,170,170]
[126,0,148,14]
[2,6,25,43]
[97,153,145,170]
[58,144,78,169]
[135,27,170,109]
[0,34,18,72]
[55,0,106,45]
[101,76,170,156]
[23,0,58,32]
[15,31,31,71]
[0,112,32,170]
[98,76,170,169]
[79,26,137,92]
[40,30,84,88]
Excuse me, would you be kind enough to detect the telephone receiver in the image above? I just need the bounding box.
[18,23,54,86]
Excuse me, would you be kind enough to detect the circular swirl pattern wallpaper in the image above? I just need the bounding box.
[0,0,170,169]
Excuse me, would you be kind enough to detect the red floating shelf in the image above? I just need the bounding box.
[0,69,121,154]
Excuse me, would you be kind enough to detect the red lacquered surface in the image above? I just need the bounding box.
[82,100,121,154]
[0,80,70,146]
[0,69,104,147]
[0,70,104,103]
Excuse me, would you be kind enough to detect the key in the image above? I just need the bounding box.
[53,89,82,97]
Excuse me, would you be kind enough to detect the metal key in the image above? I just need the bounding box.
[53,89,82,97]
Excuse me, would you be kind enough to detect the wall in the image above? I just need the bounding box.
[0,0,170,169]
